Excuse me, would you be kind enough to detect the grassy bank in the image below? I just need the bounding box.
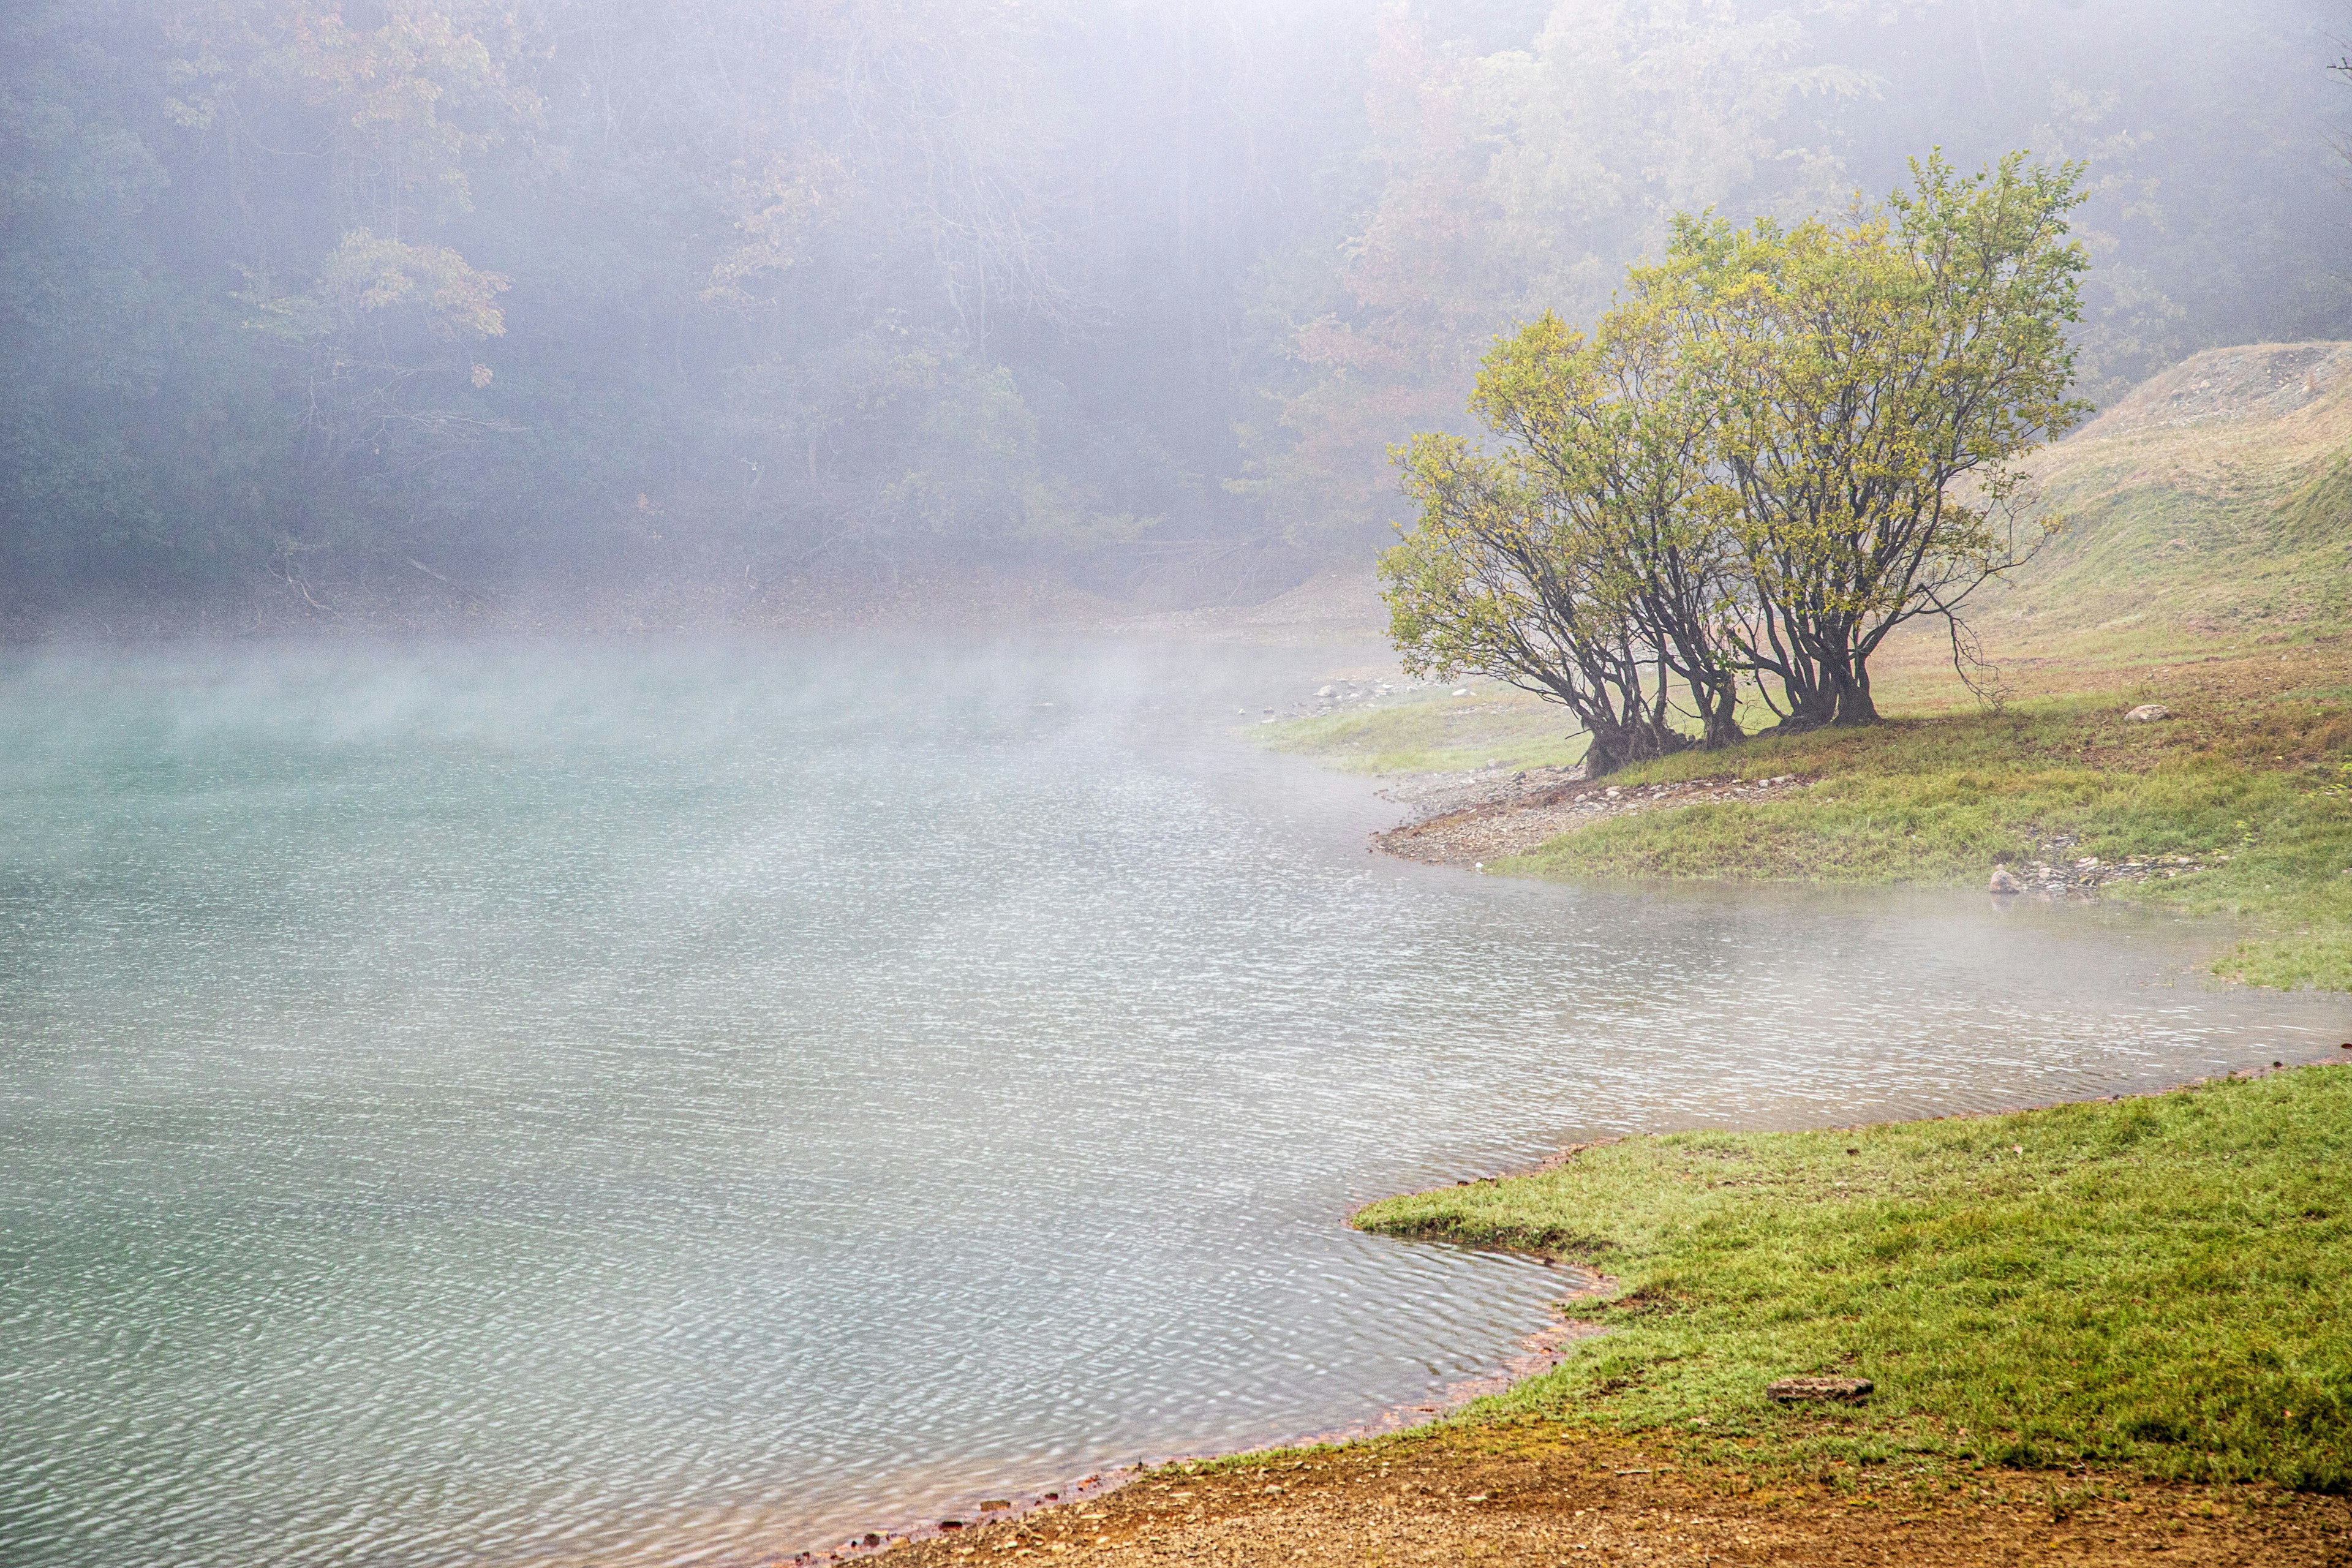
[1355,1066,2352,1494]
[890,1074,2352,1566]
[1512,649,2352,990]
[1261,644,2352,988]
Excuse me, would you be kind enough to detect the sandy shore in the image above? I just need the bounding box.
[857,1427,2346,1567]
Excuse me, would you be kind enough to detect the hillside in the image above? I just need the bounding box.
[1978,341,2352,665]
[1231,341,2352,682]
[1261,341,2352,990]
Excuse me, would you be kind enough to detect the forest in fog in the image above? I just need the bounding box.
[4,0,2347,613]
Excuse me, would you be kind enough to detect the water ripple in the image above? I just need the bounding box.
[2,635,2345,1565]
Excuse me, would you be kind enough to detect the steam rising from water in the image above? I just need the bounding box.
[3,636,2343,1564]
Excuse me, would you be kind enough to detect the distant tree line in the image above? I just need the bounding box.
[3,0,1371,605]
[1382,156,2087,769]
[0,2,2342,612]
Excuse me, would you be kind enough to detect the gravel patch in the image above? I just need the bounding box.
[1378,772,1814,867]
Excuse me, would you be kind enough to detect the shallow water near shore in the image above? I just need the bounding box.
[4,635,2347,1566]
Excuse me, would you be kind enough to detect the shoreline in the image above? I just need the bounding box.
[1257,635,2352,991]
[1371,767,1812,869]
[773,660,2352,1563]
[1370,760,2223,896]
[28,625,2345,1566]
[782,1260,1619,1564]
[788,1059,2346,1564]
[851,1061,2351,1566]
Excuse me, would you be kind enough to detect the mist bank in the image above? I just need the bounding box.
[5,1,2347,628]
[0,552,1129,644]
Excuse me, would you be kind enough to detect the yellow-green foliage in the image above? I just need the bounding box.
[1355,1068,2352,1490]
[1382,156,2090,746]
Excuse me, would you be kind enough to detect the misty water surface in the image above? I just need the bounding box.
[3,636,2347,1566]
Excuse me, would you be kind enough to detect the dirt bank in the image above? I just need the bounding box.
[1375,769,1812,867]
[871,1428,2348,1566]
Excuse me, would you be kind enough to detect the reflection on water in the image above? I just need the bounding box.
[2,636,2344,1566]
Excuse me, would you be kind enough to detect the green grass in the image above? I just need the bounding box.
[1355,1068,2352,1491]
[1264,667,2352,989]
[1503,690,2352,989]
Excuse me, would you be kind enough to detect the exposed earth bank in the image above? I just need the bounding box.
[871,1433,2345,1567]
[1374,769,1813,868]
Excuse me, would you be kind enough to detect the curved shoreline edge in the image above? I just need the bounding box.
[780,1262,1618,1562]
[800,630,2352,1560]
[794,1058,2352,1563]
[1261,633,2352,995]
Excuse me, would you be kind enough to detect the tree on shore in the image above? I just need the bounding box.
[1381,153,2087,769]
[1471,308,1747,751]
[1385,431,1692,775]
[1657,153,2090,726]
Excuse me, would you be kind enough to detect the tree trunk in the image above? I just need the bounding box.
[1832,662,1879,726]
[1632,720,1690,764]
[1581,722,1634,778]
[1585,720,1689,777]
[1772,687,1838,733]
[1676,662,1744,750]
[1699,684,1744,749]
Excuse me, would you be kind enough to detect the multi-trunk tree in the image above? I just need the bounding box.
[1386,431,1689,777]
[1382,153,2089,771]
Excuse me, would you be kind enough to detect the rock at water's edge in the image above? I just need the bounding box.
[1989,866,2025,894]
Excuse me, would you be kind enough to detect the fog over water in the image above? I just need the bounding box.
[2,637,2345,1564]
[7,1,2351,1559]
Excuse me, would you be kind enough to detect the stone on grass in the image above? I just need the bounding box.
[2124,703,2171,723]
[1766,1375,1874,1404]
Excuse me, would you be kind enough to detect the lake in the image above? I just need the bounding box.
[4,636,2345,1565]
